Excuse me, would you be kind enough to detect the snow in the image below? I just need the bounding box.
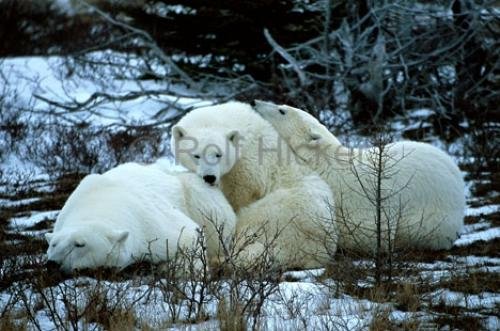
[0,53,207,127]
[52,0,79,16]
[9,210,59,230]
[0,154,50,189]
[437,65,456,84]
[390,120,406,132]
[145,3,197,17]
[390,109,435,134]
[484,316,500,330]
[454,220,500,247]
[416,266,499,285]
[402,121,432,131]
[261,283,379,330]
[0,53,213,184]
[408,108,435,118]
[13,253,497,331]
[454,227,500,247]
[283,268,325,282]
[466,204,500,217]
[429,289,500,310]
[480,7,500,19]
[1,277,379,330]
[0,197,41,208]
[451,255,500,267]
[461,221,491,234]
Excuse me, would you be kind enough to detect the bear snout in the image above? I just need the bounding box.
[203,175,217,185]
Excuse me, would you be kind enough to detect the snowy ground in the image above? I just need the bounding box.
[1,55,499,330]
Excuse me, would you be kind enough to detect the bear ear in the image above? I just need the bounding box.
[109,230,129,244]
[172,125,187,140]
[227,130,240,145]
[253,99,277,110]
[308,131,323,148]
[45,232,53,243]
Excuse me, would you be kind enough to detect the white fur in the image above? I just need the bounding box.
[46,162,236,272]
[172,102,337,268]
[236,175,336,268]
[172,102,301,211]
[254,101,465,252]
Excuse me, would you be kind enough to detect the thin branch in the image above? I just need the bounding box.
[263,28,309,87]
[80,0,198,88]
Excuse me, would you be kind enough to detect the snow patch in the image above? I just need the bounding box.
[429,289,500,310]
[0,197,41,208]
[454,227,500,247]
[466,204,499,217]
[9,210,59,230]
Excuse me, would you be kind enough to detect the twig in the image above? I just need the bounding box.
[263,28,309,87]
[80,0,198,88]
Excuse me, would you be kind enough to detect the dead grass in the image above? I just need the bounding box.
[217,297,247,331]
[393,283,422,312]
[0,314,28,331]
[440,271,499,295]
[87,304,137,331]
[369,307,393,331]
[450,238,500,257]
[432,307,485,330]
[485,211,500,227]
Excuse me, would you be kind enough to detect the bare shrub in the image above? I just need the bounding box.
[0,92,27,162]
[369,306,393,331]
[262,1,498,135]
[106,127,166,164]
[217,296,246,331]
[207,219,285,331]
[20,122,112,178]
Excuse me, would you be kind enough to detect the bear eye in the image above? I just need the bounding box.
[51,243,57,247]
[75,242,86,248]
[216,153,222,158]
[310,132,322,141]
[279,108,287,115]
[193,154,200,159]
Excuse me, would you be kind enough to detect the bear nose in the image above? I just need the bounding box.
[203,175,217,184]
[46,260,61,270]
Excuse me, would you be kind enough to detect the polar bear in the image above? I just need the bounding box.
[171,102,337,269]
[236,174,337,269]
[254,100,465,253]
[45,162,236,272]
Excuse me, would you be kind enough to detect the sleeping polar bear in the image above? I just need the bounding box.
[254,100,465,253]
[46,161,236,272]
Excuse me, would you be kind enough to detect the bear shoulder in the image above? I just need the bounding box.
[178,172,236,223]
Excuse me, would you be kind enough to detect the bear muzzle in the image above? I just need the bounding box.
[203,175,217,186]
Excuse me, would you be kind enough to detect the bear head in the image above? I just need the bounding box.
[45,225,129,273]
[171,126,241,186]
[253,100,343,165]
